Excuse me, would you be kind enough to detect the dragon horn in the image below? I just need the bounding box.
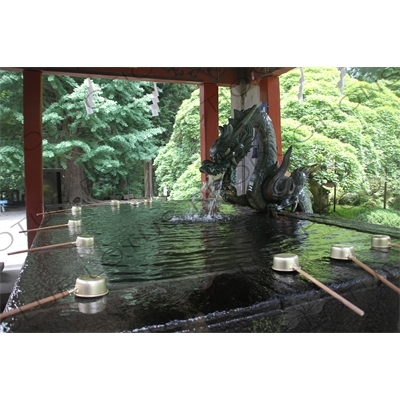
[231,105,258,135]
[239,105,258,126]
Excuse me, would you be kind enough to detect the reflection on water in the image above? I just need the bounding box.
[73,200,376,285]
[76,296,107,314]
[14,199,385,298]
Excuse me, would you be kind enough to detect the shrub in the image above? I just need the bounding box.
[358,208,400,228]
[330,205,400,228]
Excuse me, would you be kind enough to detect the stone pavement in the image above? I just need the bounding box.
[0,206,28,311]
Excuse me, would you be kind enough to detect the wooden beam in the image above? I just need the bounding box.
[7,67,240,86]
[2,67,294,86]
[260,76,283,163]
[200,83,219,195]
[23,70,43,247]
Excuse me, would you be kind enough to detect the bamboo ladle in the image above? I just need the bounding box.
[7,235,94,255]
[272,253,365,316]
[36,206,82,216]
[330,245,400,295]
[0,288,76,321]
[36,209,67,216]
[19,219,82,233]
[0,275,108,321]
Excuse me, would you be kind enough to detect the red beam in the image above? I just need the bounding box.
[200,83,219,194]
[8,67,241,86]
[2,67,294,86]
[23,70,43,247]
[260,76,283,163]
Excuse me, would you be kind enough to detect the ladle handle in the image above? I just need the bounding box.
[0,288,76,321]
[390,243,400,248]
[7,241,75,255]
[19,223,68,233]
[349,256,400,295]
[36,210,67,216]
[293,266,365,316]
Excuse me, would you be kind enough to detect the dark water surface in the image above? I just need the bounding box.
[60,200,377,284]
[2,200,399,332]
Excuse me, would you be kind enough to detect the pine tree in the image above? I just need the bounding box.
[42,76,163,203]
[0,71,163,204]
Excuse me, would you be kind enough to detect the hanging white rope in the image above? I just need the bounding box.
[338,67,346,95]
[298,68,305,104]
[150,82,159,116]
[84,78,94,114]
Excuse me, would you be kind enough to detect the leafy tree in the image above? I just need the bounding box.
[154,87,232,199]
[0,71,24,196]
[42,76,163,203]
[0,71,163,203]
[282,118,366,192]
[348,67,400,83]
[280,67,400,205]
[348,67,400,98]
[152,83,196,144]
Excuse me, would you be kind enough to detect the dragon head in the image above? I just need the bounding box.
[200,106,258,177]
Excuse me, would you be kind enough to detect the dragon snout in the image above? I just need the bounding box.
[200,160,214,174]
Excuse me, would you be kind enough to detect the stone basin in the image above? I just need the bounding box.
[1,200,399,333]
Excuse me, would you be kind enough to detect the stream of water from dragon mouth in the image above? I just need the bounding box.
[200,171,226,217]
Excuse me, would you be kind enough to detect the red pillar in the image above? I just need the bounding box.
[260,76,283,163]
[23,70,43,247]
[200,83,219,191]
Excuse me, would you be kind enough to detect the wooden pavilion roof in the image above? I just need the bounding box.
[2,67,294,85]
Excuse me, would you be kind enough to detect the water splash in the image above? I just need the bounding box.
[200,171,225,217]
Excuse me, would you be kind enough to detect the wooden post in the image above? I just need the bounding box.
[200,83,219,197]
[23,70,43,247]
[259,76,283,163]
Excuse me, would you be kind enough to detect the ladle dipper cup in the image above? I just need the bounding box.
[71,206,82,215]
[7,235,94,255]
[19,219,82,233]
[330,245,400,295]
[272,253,364,316]
[371,235,400,249]
[0,275,108,321]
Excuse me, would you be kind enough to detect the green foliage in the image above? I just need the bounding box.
[0,71,164,200]
[348,67,400,85]
[154,87,232,199]
[330,206,400,228]
[280,67,400,199]
[151,83,196,144]
[170,157,202,200]
[389,195,400,210]
[0,71,24,193]
[359,209,400,228]
[282,118,366,192]
[0,145,24,192]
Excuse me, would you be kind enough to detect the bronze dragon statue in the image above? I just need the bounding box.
[199,105,313,216]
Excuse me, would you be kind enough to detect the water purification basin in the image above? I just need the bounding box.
[1,200,399,332]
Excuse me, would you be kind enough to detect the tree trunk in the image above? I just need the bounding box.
[143,160,153,199]
[64,147,97,204]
